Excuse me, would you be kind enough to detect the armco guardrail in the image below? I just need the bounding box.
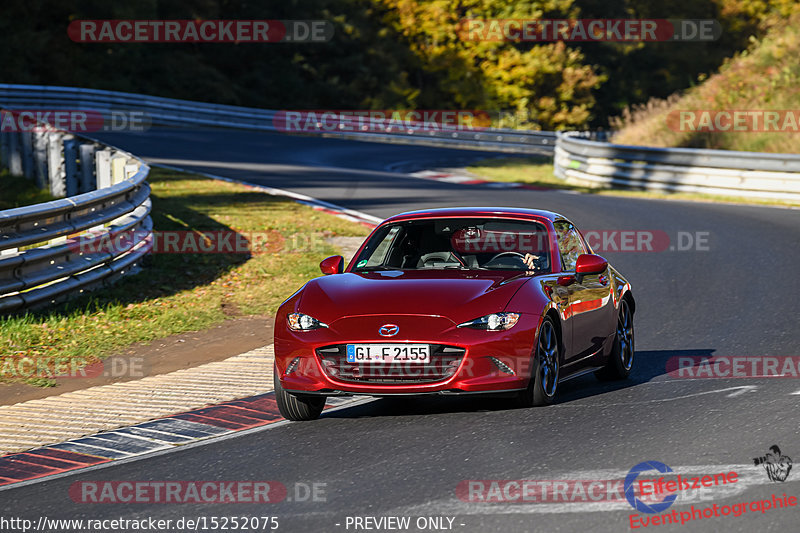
[0,84,558,154]
[2,85,795,315]
[0,115,151,314]
[554,133,800,201]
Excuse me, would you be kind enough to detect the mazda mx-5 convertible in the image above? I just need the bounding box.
[274,207,635,420]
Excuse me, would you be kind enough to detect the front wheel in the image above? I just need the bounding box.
[595,298,634,381]
[516,317,560,407]
[274,365,325,421]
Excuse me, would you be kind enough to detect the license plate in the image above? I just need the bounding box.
[346,344,430,363]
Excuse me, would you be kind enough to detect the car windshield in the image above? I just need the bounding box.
[352,218,551,272]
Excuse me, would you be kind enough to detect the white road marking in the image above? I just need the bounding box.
[726,385,759,397]
[556,385,760,408]
[148,161,382,225]
[389,464,796,516]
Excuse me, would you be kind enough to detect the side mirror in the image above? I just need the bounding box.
[320,255,344,275]
[574,254,608,282]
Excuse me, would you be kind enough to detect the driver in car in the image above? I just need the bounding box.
[522,253,540,271]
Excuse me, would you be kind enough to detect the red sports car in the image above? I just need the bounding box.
[274,207,635,420]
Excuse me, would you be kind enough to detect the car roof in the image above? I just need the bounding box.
[382,207,562,224]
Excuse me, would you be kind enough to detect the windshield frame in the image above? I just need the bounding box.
[349,216,555,274]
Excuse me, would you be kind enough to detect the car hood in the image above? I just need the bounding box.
[298,270,531,325]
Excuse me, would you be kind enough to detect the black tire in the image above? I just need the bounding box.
[595,298,634,381]
[516,316,560,407]
[274,365,325,421]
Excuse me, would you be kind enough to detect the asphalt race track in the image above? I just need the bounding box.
[4,129,799,532]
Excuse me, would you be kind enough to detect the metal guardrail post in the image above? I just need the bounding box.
[124,161,139,179]
[95,148,112,189]
[0,131,8,168]
[111,153,127,185]
[63,136,79,197]
[78,143,96,193]
[20,130,34,179]
[7,132,23,176]
[47,132,66,197]
[32,130,50,189]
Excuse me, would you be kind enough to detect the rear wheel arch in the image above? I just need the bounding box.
[595,296,634,381]
[621,291,635,315]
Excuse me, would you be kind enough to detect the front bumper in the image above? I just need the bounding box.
[274,313,542,395]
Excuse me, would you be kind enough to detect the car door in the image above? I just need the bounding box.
[554,220,613,363]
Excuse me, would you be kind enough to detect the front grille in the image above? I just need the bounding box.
[316,344,466,384]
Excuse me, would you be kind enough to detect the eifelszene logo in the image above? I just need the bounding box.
[625,461,678,514]
[754,445,792,482]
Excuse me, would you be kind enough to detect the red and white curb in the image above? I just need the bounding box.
[151,162,381,228]
[0,394,360,490]
[0,163,381,490]
[408,170,551,190]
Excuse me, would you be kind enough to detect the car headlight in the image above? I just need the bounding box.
[457,312,520,331]
[287,313,328,331]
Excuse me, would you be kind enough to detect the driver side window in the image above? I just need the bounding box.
[554,221,586,272]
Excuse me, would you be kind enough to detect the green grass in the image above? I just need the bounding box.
[467,157,800,208]
[0,167,370,386]
[466,156,583,191]
[0,170,57,210]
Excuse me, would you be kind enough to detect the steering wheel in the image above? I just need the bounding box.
[485,251,528,268]
[489,252,525,261]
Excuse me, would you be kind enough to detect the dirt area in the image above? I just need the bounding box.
[0,316,274,406]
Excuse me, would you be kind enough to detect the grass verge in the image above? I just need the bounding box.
[0,167,370,386]
[610,13,800,153]
[0,170,57,210]
[467,156,800,208]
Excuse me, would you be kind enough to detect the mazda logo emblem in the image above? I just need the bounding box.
[379,324,399,337]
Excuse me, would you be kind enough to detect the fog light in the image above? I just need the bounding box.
[489,357,516,375]
[285,357,301,374]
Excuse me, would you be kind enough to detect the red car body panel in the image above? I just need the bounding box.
[274,208,633,396]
